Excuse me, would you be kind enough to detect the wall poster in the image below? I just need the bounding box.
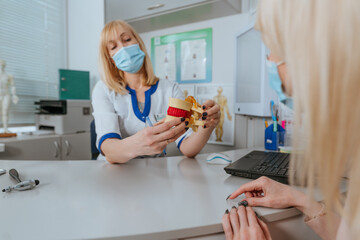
[196,84,235,146]
[151,28,212,84]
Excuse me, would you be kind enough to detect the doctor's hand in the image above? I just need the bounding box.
[222,205,272,240]
[229,176,305,209]
[132,117,186,156]
[201,100,220,129]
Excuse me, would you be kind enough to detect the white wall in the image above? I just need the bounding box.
[67,0,104,92]
[140,13,254,86]
[140,13,267,155]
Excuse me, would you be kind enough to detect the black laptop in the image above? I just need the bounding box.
[224,150,291,184]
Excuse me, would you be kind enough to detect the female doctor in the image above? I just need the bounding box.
[92,20,221,163]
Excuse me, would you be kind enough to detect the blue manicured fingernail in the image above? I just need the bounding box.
[202,116,206,120]
[225,209,229,214]
[180,117,185,122]
[202,112,208,116]
[202,105,206,110]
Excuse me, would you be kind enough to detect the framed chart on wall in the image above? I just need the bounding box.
[196,84,235,146]
[151,28,212,84]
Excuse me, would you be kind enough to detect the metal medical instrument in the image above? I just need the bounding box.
[2,179,40,192]
[9,168,22,183]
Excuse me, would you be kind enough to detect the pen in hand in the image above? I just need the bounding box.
[145,116,167,156]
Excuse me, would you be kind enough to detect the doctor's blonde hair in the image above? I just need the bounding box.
[256,0,360,237]
[98,20,158,95]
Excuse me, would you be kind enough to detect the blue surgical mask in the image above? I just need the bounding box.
[112,44,145,73]
[266,59,293,109]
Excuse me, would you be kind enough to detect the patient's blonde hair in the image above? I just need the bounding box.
[98,20,158,94]
[256,0,360,237]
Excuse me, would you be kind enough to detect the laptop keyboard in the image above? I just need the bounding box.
[249,152,290,177]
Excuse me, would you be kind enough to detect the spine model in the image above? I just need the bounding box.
[165,96,204,132]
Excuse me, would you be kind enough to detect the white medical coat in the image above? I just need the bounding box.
[92,79,192,160]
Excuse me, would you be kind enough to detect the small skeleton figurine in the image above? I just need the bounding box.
[0,59,19,134]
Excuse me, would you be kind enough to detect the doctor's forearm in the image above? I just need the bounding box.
[101,138,138,164]
[179,126,215,158]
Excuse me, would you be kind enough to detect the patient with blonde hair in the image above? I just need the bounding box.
[222,0,360,239]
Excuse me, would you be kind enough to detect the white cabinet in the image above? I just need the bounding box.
[105,0,245,33]
[0,135,62,160]
[105,0,208,21]
[0,133,91,160]
[0,143,5,152]
[61,133,91,160]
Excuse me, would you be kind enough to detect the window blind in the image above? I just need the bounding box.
[0,0,66,125]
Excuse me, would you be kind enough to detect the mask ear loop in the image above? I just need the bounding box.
[266,54,285,67]
[276,61,285,66]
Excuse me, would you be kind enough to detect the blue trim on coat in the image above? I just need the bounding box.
[126,81,159,122]
[98,133,122,155]
[177,135,186,150]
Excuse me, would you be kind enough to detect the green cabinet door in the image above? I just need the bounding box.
[59,69,90,100]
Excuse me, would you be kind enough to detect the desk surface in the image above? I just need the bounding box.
[0,149,301,240]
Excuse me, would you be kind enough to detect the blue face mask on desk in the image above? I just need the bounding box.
[112,44,145,73]
[266,59,293,109]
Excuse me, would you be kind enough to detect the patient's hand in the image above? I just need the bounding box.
[229,176,303,209]
[222,205,272,240]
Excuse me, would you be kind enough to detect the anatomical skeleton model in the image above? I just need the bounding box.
[0,59,19,137]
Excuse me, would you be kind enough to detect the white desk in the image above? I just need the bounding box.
[0,149,320,240]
